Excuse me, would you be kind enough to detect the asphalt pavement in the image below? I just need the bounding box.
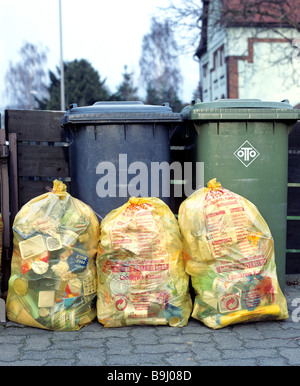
[0,276,300,369]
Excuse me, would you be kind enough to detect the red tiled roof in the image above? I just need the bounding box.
[221,0,300,27]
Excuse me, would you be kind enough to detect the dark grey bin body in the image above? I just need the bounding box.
[61,101,182,218]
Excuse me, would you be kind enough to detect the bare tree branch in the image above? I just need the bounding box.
[5,42,49,109]
[139,17,183,93]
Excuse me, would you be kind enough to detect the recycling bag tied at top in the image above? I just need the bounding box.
[96,197,192,327]
[178,178,288,329]
[6,180,100,331]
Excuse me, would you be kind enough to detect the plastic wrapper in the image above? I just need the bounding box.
[178,178,288,329]
[96,197,192,327]
[6,180,99,331]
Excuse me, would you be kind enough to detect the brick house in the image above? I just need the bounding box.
[195,0,300,106]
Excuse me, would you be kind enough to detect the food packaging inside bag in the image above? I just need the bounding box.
[6,180,99,331]
[178,178,288,329]
[97,197,192,327]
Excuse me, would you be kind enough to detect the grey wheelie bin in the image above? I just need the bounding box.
[61,101,182,218]
[181,98,300,290]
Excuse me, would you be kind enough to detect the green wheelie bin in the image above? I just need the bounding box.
[181,98,300,290]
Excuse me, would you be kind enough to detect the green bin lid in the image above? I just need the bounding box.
[181,98,300,121]
[61,101,182,126]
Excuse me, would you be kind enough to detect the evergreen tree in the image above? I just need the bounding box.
[41,59,110,110]
[110,65,139,101]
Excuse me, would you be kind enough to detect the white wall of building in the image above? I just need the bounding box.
[238,40,300,106]
[200,11,300,106]
[227,27,300,106]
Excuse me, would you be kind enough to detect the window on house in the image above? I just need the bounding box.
[220,46,224,66]
[214,51,218,69]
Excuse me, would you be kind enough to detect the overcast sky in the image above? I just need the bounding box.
[0,0,200,120]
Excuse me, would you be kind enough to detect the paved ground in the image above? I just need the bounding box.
[1,279,300,368]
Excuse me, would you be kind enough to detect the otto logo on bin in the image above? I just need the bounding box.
[234,141,260,167]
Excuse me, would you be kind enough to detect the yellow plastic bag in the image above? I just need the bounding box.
[97,197,192,327]
[6,180,99,330]
[178,178,288,329]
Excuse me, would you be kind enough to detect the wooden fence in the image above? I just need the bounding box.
[0,109,299,295]
[1,109,68,294]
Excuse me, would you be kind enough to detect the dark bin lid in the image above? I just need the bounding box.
[61,101,182,126]
[181,98,300,121]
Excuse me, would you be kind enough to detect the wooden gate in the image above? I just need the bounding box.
[1,109,69,293]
